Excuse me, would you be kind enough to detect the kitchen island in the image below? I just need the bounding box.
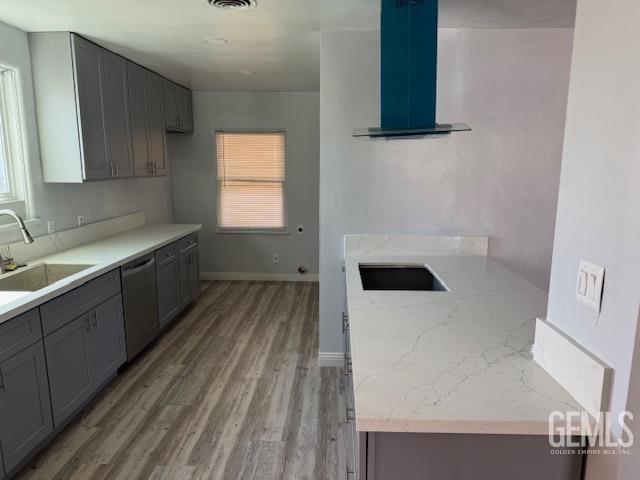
[343,235,589,480]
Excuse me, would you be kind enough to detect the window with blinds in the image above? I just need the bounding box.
[216,131,286,231]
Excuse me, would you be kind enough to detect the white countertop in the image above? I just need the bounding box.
[0,224,201,323]
[346,253,586,435]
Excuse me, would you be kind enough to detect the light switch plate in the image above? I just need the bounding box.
[576,260,605,313]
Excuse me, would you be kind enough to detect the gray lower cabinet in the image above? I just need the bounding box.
[44,313,93,427]
[44,294,126,427]
[0,340,53,474]
[157,261,180,329]
[85,295,126,387]
[178,247,200,308]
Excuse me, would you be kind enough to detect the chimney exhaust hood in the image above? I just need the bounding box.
[354,0,470,139]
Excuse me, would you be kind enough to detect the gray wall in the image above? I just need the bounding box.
[0,21,173,245]
[545,0,640,470]
[168,91,319,277]
[319,27,574,354]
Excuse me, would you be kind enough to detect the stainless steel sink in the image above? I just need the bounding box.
[0,263,94,291]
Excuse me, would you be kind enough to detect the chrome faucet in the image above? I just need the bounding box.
[0,209,34,274]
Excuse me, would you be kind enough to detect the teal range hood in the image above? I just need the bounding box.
[354,0,470,138]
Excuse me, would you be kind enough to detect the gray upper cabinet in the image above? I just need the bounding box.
[163,80,180,130]
[177,87,193,133]
[29,32,186,182]
[128,63,167,176]
[72,35,110,181]
[102,51,134,178]
[147,72,168,175]
[127,62,151,176]
[0,340,53,474]
[164,80,193,133]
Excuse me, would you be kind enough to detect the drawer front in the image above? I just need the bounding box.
[155,242,178,268]
[177,233,198,253]
[40,270,121,336]
[0,309,42,364]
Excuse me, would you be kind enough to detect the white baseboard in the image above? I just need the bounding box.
[201,272,318,282]
[318,351,345,367]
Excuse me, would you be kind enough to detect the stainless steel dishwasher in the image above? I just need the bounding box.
[121,253,159,360]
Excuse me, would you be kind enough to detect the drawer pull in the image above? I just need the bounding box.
[0,368,5,392]
[90,311,98,330]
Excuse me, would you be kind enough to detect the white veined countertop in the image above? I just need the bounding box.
[0,223,201,323]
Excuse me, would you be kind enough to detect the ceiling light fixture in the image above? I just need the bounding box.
[208,0,256,10]
[203,37,229,45]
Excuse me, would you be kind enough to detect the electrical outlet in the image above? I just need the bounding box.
[47,220,55,234]
[77,215,85,227]
[296,224,304,235]
[0,245,10,260]
[272,253,279,263]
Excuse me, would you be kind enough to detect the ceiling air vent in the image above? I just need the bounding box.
[209,0,256,10]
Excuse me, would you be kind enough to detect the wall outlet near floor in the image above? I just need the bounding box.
[296,224,304,234]
[272,253,279,263]
[77,215,85,227]
[47,220,55,234]
[576,260,605,313]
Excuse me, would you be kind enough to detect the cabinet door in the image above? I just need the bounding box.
[178,253,191,308]
[86,295,126,387]
[127,62,151,177]
[72,35,109,180]
[157,261,180,328]
[147,71,167,175]
[44,315,92,427]
[187,250,200,298]
[177,87,192,133]
[0,341,53,473]
[102,51,133,177]
[163,80,179,130]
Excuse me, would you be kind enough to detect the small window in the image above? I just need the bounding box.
[0,67,27,206]
[215,130,286,231]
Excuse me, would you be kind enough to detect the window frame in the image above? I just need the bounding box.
[214,129,289,234]
[0,65,29,211]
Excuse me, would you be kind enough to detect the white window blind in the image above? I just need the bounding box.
[216,131,286,231]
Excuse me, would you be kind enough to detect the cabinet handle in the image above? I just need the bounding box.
[346,406,355,422]
[0,368,5,392]
[85,316,92,332]
[91,311,98,330]
[346,468,355,479]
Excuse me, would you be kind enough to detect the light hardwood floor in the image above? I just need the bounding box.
[16,281,347,480]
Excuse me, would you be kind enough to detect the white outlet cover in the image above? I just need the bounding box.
[576,260,605,313]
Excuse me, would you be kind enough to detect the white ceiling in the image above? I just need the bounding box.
[0,0,576,91]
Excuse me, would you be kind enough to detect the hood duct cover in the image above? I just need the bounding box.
[354,0,470,138]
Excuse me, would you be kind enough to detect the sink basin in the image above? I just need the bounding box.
[359,264,449,292]
[0,263,94,292]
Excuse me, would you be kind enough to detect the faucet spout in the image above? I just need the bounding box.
[0,209,34,244]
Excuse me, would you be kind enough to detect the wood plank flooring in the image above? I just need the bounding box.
[16,281,347,480]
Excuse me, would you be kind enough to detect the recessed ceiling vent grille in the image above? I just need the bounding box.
[209,0,255,10]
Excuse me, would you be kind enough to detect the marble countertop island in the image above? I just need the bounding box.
[345,236,586,435]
